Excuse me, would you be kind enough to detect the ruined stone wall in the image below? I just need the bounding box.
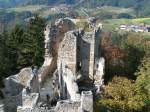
[58,31,77,74]
[38,57,56,83]
[60,66,80,101]
[55,100,81,112]
[94,27,101,58]
[4,68,34,97]
[0,101,4,112]
[81,91,93,112]
[17,108,54,112]
[3,67,40,112]
[7,96,22,110]
[3,94,22,112]
[21,93,39,108]
[81,32,95,79]
[30,75,39,93]
[4,77,23,97]
[54,91,93,112]
[94,58,105,93]
[76,32,82,73]
[80,27,101,80]
[39,18,76,83]
[57,28,101,79]
[57,31,79,100]
[50,18,75,57]
[39,25,56,83]
[2,19,103,112]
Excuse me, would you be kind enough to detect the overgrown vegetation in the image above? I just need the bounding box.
[96,77,146,112]
[76,19,93,32]
[95,31,150,112]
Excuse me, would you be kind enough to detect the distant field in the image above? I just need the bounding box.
[6,5,47,13]
[101,18,150,31]
[5,5,69,18]
[89,6,136,19]
[92,6,135,14]
[133,18,150,24]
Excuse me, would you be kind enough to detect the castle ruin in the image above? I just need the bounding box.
[0,18,105,112]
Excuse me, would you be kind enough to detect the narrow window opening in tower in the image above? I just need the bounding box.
[77,62,82,73]
[97,64,99,69]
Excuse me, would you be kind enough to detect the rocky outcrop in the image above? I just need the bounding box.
[4,68,36,97]
[3,67,39,112]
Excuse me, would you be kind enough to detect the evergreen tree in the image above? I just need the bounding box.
[8,25,24,69]
[22,15,46,67]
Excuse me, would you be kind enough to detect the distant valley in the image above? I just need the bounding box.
[1,0,150,32]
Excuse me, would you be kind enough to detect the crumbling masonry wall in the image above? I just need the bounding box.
[58,31,77,74]
[81,32,95,79]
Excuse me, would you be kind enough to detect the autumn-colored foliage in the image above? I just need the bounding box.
[101,32,129,81]
[96,76,146,112]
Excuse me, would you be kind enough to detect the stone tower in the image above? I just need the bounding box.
[57,26,102,101]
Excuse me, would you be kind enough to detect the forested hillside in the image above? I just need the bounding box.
[0,0,74,8]
[1,0,150,17]
[75,0,150,17]
[1,0,150,33]
[0,0,48,8]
